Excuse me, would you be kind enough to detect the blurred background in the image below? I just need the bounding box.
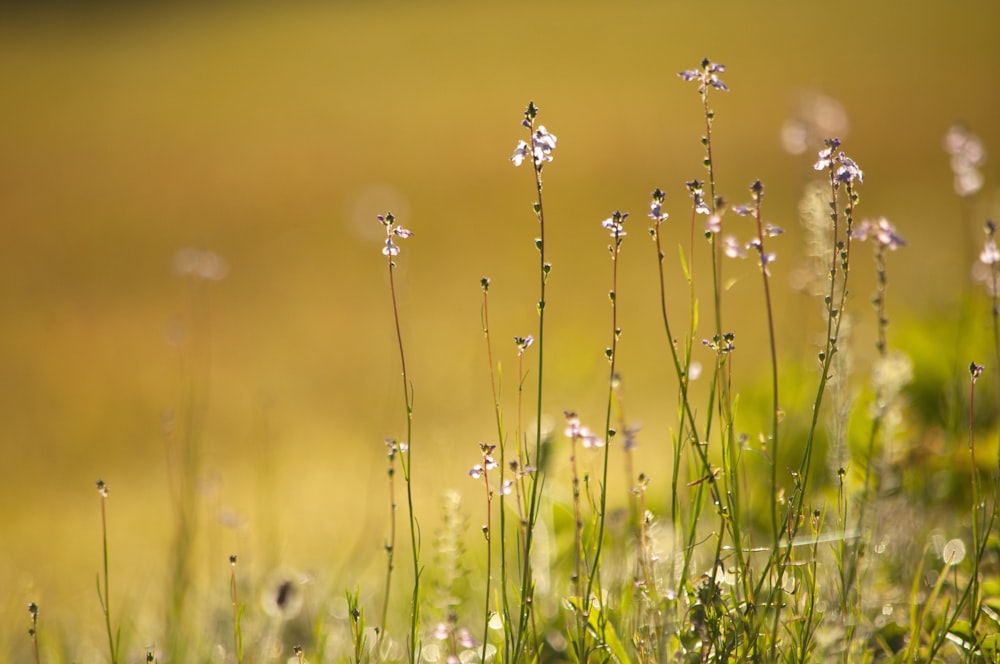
[2,0,999,655]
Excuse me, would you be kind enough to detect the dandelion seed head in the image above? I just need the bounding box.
[943,538,966,566]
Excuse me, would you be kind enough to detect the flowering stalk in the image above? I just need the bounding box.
[733,180,782,545]
[773,139,862,659]
[377,212,420,663]
[563,411,601,654]
[510,100,557,658]
[479,278,510,654]
[95,480,121,664]
[377,438,400,661]
[581,210,628,646]
[469,443,503,663]
[649,187,714,594]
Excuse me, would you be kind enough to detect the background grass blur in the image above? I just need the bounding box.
[1,0,999,657]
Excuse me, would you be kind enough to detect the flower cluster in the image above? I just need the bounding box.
[564,411,603,449]
[514,335,534,356]
[686,179,711,215]
[378,212,413,257]
[511,126,558,168]
[981,222,1000,265]
[468,443,498,479]
[678,58,729,93]
[944,124,986,197]
[853,217,906,251]
[601,210,628,239]
[814,138,864,185]
[648,188,668,224]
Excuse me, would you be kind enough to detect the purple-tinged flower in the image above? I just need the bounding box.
[731,204,753,217]
[510,140,530,167]
[813,138,842,171]
[723,235,746,259]
[648,188,668,223]
[468,464,486,479]
[512,126,558,168]
[686,180,711,215]
[980,238,1000,265]
[765,224,784,237]
[971,362,985,381]
[706,214,722,234]
[944,124,987,197]
[835,156,864,185]
[500,480,513,496]
[601,211,628,238]
[854,217,905,251]
[622,424,641,452]
[515,335,534,355]
[563,411,603,448]
[378,212,413,256]
[679,58,729,93]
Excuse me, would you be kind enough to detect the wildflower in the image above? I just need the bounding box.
[765,224,784,237]
[514,335,534,355]
[563,411,603,448]
[706,213,722,234]
[813,138,841,171]
[648,188,668,223]
[378,212,413,257]
[686,180,711,215]
[469,443,498,478]
[854,217,905,250]
[982,239,1000,265]
[601,211,628,238]
[723,235,746,259]
[622,424,641,452]
[835,156,864,185]
[96,479,109,498]
[781,91,849,156]
[970,362,985,382]
[511,126,558,168]
[678,58,729,93]
[944,124,986,197]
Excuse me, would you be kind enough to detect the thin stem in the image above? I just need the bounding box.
[386,242,420,664]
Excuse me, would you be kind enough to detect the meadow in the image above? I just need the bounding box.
[2,2,1000,662]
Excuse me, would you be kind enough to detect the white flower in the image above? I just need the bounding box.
[510,140,530,167]
[723,235,746,259]
[981,239,1000,265]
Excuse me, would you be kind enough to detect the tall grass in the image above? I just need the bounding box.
[18,59,1000,663]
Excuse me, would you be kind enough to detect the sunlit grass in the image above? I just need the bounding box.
[4,2,1000,661]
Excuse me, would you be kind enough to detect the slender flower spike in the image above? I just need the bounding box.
[378,212,413,256]
[601,211,628,239]
[814,138,842,171]
[723,235,746,259]
[835,155,864,185]
[514,335,534,355]
[981,238,1000,265]
[511,125,558,168]
[706,213,722,234]
[971,362,985,381]
[854,217,905,250]
[686,180,711,215]
[648,188,668,223]
[678,58,729,93]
